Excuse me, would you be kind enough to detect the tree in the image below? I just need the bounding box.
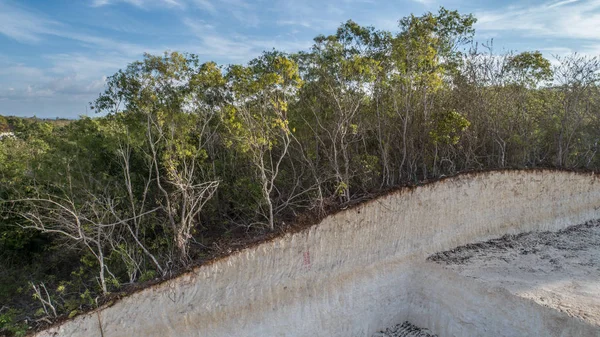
[552,54,600,167]
[95,52,221,263]
[388,8,476,180]
[296,24,381,203]
[0,116,9,132]
[227,51,302,230]
[506,51,553,87]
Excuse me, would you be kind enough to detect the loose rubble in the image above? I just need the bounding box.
[372,321,437,337]
[428,220,600,265]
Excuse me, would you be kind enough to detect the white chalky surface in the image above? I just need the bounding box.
[430,221,600,326]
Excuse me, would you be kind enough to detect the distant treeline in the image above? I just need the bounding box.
[0,115,72,132]
[2,7,600,335]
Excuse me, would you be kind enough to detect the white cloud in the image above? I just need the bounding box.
[91,0,184,8]
[476,0,600,41]
[183,18,311,62]
[0,0,154,57]
[0,54,119,101]
[547,0,579,8]
[219,0,251,9]
[276,20,312,28]
[410,0,435,6]
[270,0,345,32]
[0,1,63,43]
[0,77,106,101]
[91,0,142,7]
[0,65,46,79]
[192,0,216,13]
[45,54,132,77]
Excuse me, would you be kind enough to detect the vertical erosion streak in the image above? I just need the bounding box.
[97,311,104,337]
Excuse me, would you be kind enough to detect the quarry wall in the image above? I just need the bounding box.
[35,170,600,337]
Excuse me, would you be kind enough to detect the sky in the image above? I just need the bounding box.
[1,0,599,119]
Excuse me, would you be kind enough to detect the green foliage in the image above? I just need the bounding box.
[0,309,28,337]
[395,8,476,86]
[429,110,471,145]
[139,270,156,283]
[0,115,9,132]
[506,51,553,86]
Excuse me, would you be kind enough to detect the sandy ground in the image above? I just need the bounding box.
[429,220,600,326]
[372,322,437,337]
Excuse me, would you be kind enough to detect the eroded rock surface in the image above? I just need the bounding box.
[430,220,600,325]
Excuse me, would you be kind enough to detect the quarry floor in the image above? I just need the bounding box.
[375,221,600,336]
[430,220,600,326]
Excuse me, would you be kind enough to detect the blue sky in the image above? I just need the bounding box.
[1,0,599,118]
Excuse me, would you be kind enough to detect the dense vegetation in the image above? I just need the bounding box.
[2,8,600,335]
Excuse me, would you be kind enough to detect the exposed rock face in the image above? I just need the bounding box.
[35,170,600,337]
[430,221,600,326]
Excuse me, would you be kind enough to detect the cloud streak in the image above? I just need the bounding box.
[476,0,600,41]
[91,0,185,8]
[183,18,311,62]
[0,0,153,57]
[0,1,63,43]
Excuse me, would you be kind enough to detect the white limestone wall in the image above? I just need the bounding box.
[407,262,599,336]
[35,170,600,337]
